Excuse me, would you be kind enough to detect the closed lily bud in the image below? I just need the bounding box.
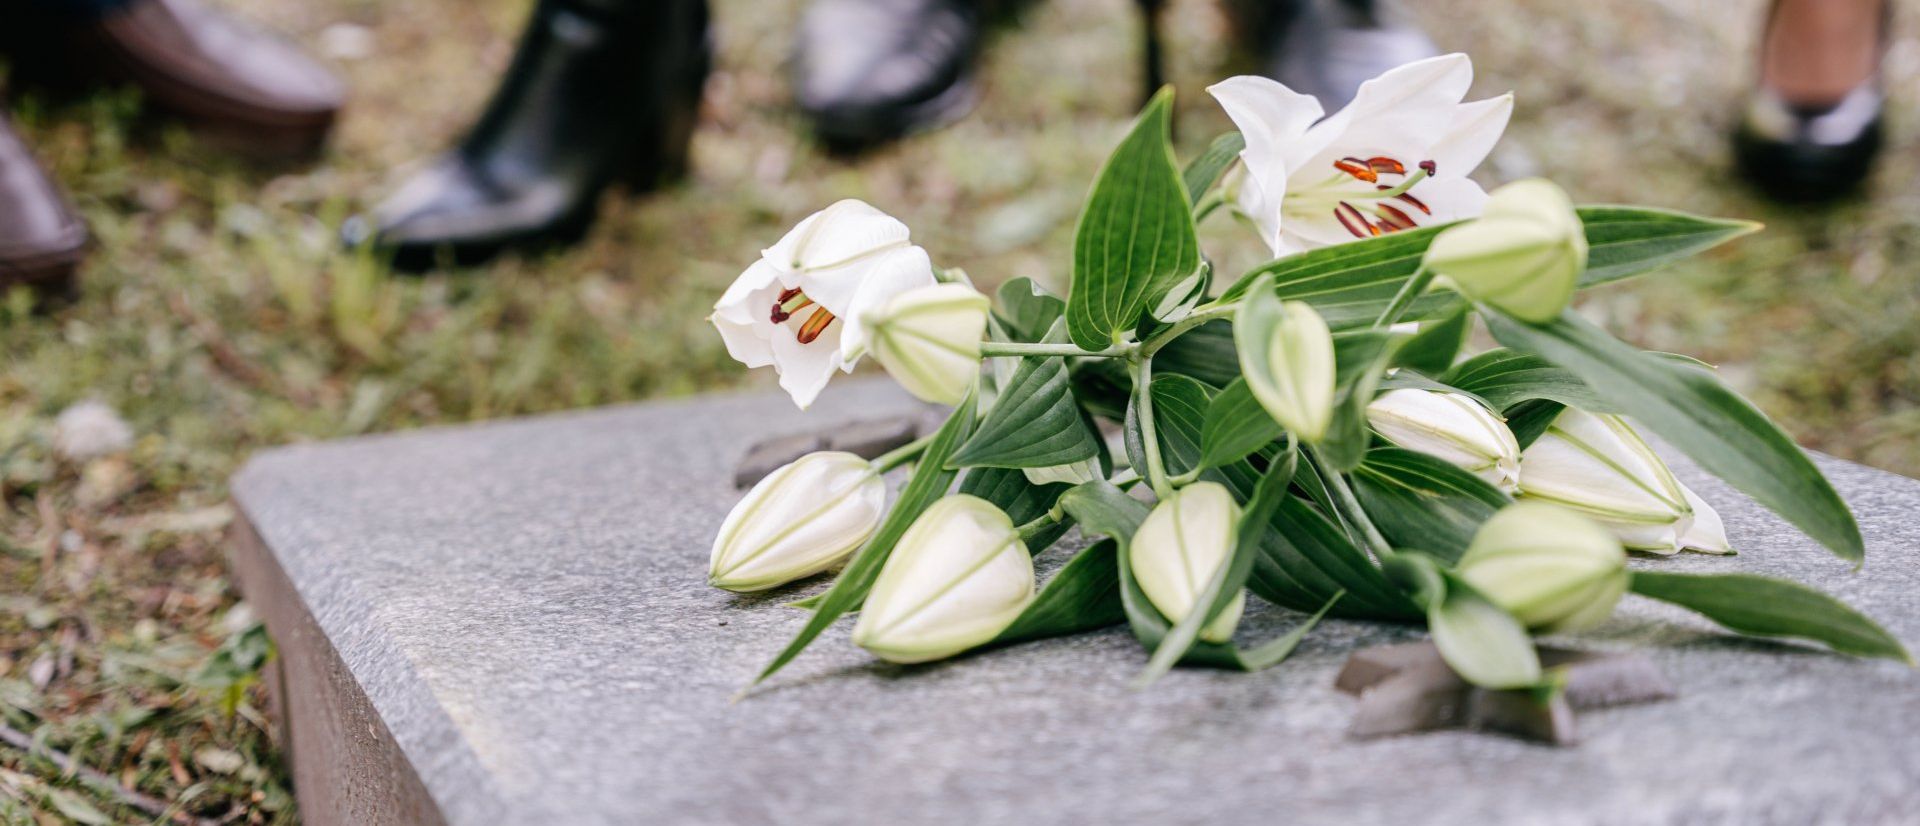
[1240,299,1336,443]
[1517,408,1693,554]
[862,283,991,406]
[1456,501,1628,633]
[852,495,1033,663]
[708,452,885,592]
[1129,482,1246,643]
[1367,388,1521,493]
[1425,178,1586,323]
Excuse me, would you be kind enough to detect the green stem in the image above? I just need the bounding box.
[1193,191,1226,223]
[1131,357,1175,499]
[1310,445,1395,562]
[1139,300,1240,357]
[1016,510,1062,543]
[979,341,1134,359]
[1371,264,1435,329]
[871,434,934,473]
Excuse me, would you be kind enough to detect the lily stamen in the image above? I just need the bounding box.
[770,288,815,324]
[795,307,837,344]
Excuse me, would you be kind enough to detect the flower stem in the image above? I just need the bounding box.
[871,434,935,473]
[1310,445,1395,562]
[1193,191,1226,223]
[979,341,1134,359]
[1138,300,1241,358]
[1371,264,1435,329]
[1130,358,1175,500]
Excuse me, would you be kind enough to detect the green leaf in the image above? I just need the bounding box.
[1318,329,1404,471]
[752,392,979,685]
[1183,131,1245,205]
[993,277,1065,343]
[1067,89,1200,349]
[1059,480,1152,543]
[1138,444,1299,684]
[1443,348,1618,413]
[1152,319,1239,388]
[1503,399,1565,448]
[1198,378,1282,470]
[960,466,1073,551]
[1630,571,1911,662]
[951,353,1101,469]
[1393,304,1471,375]
[992,540,1127,644]
[1352,447,1510,564]
[1123,372,1215,480]
[1247,494,1421,620]
[1486,309,1864,564]
[1219,207,1760,330]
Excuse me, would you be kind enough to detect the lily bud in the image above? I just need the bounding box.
[1129,482,1246,643]
[1517,408,1694,553]
[1456,501,1628,632]
[708,452,885,592]
[1425,178,1586,323]
[862,283,990,406]
[852,495,1033,663]
[1366,388,1521,493]
[1240,299,1336,443]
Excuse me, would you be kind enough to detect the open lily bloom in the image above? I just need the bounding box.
[1208,53,1513,256]
[710,200,937,408]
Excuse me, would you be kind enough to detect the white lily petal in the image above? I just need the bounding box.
[1294,52,1472,173]
[1678,483,1735,554]
[762,199,910,277]
[1430,93,1514,176]
[835,245,937,361]
[711,260,783,368]
[1404,175,1490,225]
[769,322,846,409]
[1518,409,1692,551]
[1208,75,1323,179]
[1367,389,1521,493]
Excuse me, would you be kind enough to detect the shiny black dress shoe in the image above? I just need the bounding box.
[1734,88,1882,202]
[791,0,986,150]
[1733,0,1887,202]
[1234,0,1437,111]
[345,0,709,270]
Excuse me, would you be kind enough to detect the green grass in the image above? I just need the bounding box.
[2,0,1916,820]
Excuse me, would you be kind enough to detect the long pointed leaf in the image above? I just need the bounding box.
[950,352,1101,469]
[1486,309,1864,564]
[1630,571,1910,662]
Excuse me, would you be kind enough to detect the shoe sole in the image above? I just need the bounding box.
[0,243,85,301]
[804,75,981,154]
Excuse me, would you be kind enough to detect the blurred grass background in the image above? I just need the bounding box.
[2,0,1916,820]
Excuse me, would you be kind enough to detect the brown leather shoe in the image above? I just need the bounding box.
[1,0,344,159]
[0,114,88,296]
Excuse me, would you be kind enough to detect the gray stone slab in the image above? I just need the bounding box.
[230,379,1920,826]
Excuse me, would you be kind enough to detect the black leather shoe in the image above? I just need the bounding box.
[791,0,984,150]
[345,0,709,270]
[0,113,88,296]
[1236,0,1438,112]
[1733,1,1887,202]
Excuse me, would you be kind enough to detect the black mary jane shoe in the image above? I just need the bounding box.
[789,0,989,151]
[1232,0,1438,112]
[345,0,710,271]
[1732,0,1888,202]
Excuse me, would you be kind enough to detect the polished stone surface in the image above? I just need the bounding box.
[232,379,1920,825]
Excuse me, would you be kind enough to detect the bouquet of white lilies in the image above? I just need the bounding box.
[709,54,1909,693]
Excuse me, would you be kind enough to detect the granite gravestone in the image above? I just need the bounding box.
[230,380,1920,826]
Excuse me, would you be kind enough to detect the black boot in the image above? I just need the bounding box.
[345,0,709,270]
[1235,0,1437,112]
[1733,0,1887,203]
[791,0,987,151]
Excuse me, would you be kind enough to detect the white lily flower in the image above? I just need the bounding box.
[1456,502,1628,633]
[1208,53,1513,256]
[1366,388,1521,493]
[852,495,1034,663]
[710,200,937,409]
[1517,408,1695,554]
[1130,482,1246,644]
[708,452,885,592]
[862,283,990,405]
